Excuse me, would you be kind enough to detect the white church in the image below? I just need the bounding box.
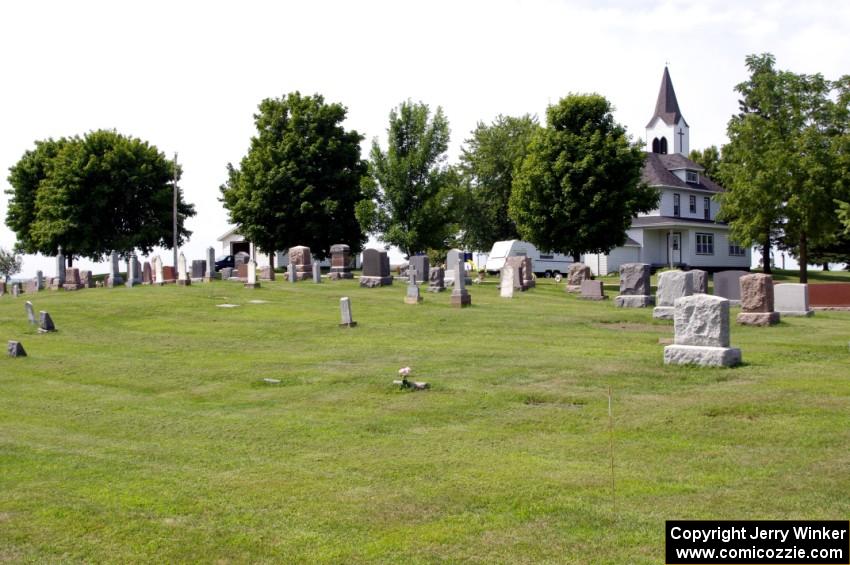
[584,68,751,275]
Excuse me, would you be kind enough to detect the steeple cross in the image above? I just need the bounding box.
[677,127,684,150]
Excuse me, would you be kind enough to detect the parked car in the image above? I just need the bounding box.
[214,255,235,271]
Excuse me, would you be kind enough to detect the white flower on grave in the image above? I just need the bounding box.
[398,367,411,377]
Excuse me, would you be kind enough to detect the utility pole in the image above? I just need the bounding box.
[173,152,178,268]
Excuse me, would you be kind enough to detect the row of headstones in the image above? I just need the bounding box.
[7,301,58,357]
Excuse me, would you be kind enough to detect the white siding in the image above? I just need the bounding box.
[683,228,751,268]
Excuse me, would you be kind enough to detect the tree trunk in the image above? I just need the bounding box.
[822,262,829,271]
[761,238,771,274]
[269,252,275,270]
[572,252,581,262]
[799,232,808,284]
[67,255,73,268]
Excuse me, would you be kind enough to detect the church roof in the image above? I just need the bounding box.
[646,67,689,128]
[641,153,724,193]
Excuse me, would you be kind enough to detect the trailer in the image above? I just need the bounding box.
[484,240,573,277]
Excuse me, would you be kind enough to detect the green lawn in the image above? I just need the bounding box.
[1,278,848,563]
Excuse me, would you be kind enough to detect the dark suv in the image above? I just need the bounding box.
[214,255,235,271]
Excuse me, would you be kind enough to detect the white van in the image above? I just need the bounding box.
[484,240,574,277]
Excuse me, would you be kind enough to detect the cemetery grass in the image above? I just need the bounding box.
[1,279,849,564]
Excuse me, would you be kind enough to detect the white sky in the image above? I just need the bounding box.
[2,0,849,276]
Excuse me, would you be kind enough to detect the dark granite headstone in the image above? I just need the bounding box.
[191,260,206,279]
[38,311,56,333]
[713,270,749,303]
[409,256,429,284]
[580,279,606,300]
[360,248,392,287]
[7,340,26,357]
[329,243,353,279]
[142,262,152,284]
[162,266,176,282]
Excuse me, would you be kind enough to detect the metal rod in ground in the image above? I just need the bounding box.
[608,385,615,516]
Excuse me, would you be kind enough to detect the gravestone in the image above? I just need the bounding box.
[289,246,312,281]
[427,267,445,293]
[56,247,66,286]
[615,263,653,308]
[236,263,248,280]
[405,267,423,304]
[664,294,741,367]
[80,270,93,288]
[653,270,693,320]
[504,256,527,291]
[259,265,275,281]
[205,247,215,282]
[25,277,39,294]
[566,263,592,293]
[12,283,21,297]
[38,311,56,333]
[245,260,260,289]
[580,279,606,300]
[737,273,780,326]
[329,244,353,279]
[713,270,748,305]
[522,256,535,289]
[450,254,471,308]
[774,283,814,317]
[339,296,357,327]
[177,253,191,286]
[690,269,708,294]
[109,251,123,286]
[64,268,83,291]
[7,340,26,357]
[500,266,515,298]
[287,263,295,283]
[152,256,165,285]
[409,256,429,284]
[445,249,471,287]
[235,252,250,266]
[191,260,206,280]
[360,248,392,287]
[142,262,152,285]
[312,261,322,283]
[220,267,233,279]
[132,256,142,284]
[163,266,177,283]
[35,271,44,291]
[25,301,36,324]
[126,257,139,287]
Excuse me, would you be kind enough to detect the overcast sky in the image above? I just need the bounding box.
[2,0,848,276]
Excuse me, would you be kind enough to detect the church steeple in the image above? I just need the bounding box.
[646,66,689,155]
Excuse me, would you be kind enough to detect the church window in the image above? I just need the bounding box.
[689,195,696,214]
[696,233,714,255]
[652,138,660,153]
[703,197,710,220]
[686,171,698,183]
[659,137,668,154]
[673,193,680,217]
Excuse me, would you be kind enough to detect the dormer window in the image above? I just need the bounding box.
[686,170,698,183]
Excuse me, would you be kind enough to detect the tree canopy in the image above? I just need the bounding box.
[356,100,459,258]
[688,146,721,181]
[508,94,656,260]
[719,53,850,281]
[0,247,22,283]
[220,92,367,263]
[457,114,539,251]
[5,130,194,263]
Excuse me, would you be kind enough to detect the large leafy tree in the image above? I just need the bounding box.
[6,130,194,264]
[221,92,367,263]
[0,247,23,283]
[508,94,655,260]
[719,54,850,282]
[688,146,721,181]
[357,100,458,257]
[457,114,539,251]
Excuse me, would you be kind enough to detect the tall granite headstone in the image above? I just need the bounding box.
[428,267,445,293]
[126,257,139,288]
[653,270,693,320]
[191,260,206,280]
[409,256,429,284]
[142,262,152,285]
[522,256,535,289]
[177,253,191,286]
[566,263,592,293]
[64,268,83,291]
[713,270,749,305]
[450,254,471,308]
[289,246,312,281]
[664,294,741,367]
[615,263,653,308]
[245,260,260,289]
[56,247,66,286]
[312,261,322,283]
[329,244,353,280]
[737,273,780,326]
[690,269,709,294]
[360,248,392,287]
[109,251,123,286]
[205,247,215,282]
[500,266,515,298]
[774,283,814,317]
[25,301,36,324]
